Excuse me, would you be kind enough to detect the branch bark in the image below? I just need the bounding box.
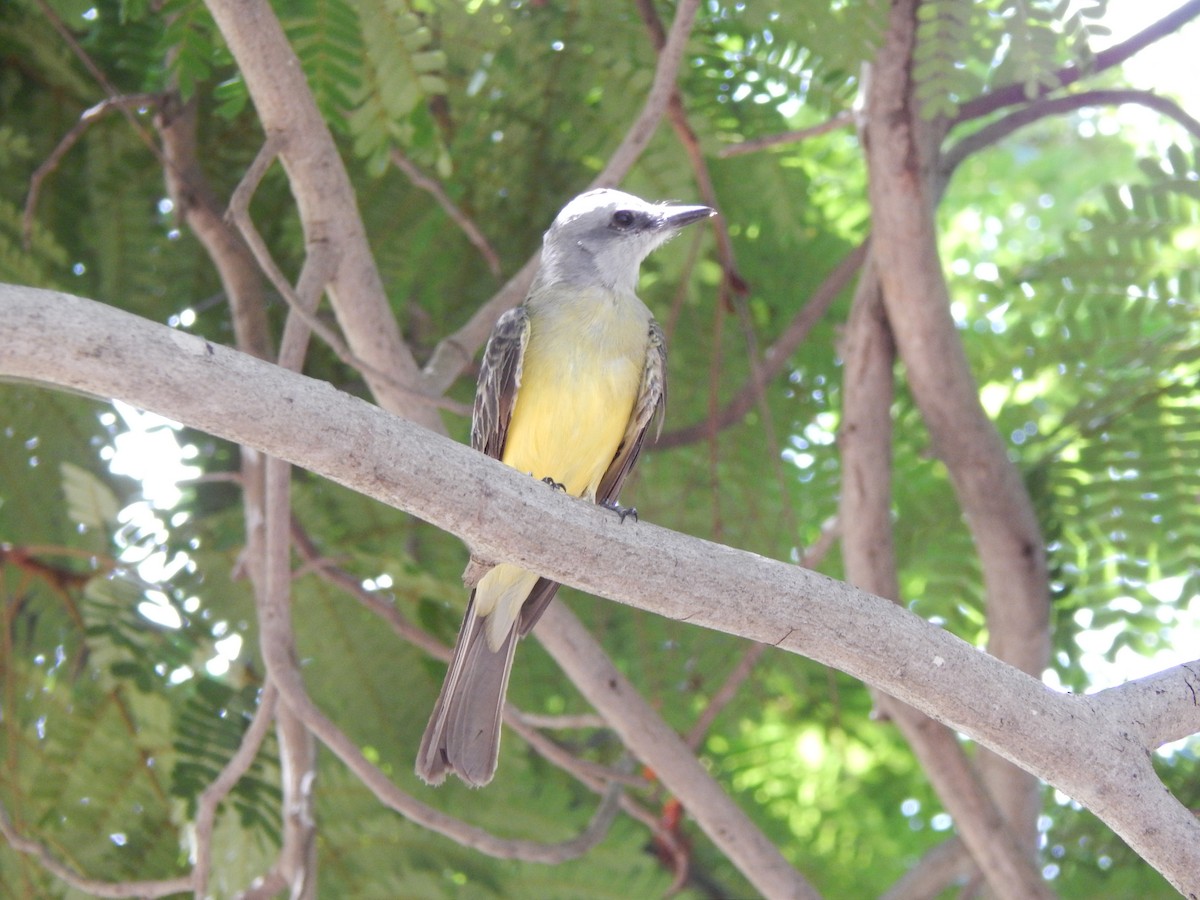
[4,285,1200,895]
[202,0,439,430]
[838,263,1050,899]
[864,0,1051,856]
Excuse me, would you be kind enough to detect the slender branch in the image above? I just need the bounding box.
[866,0,1051,856]
[224,142,470,417]
[880,838,971,900]
[536,602,821,900]
[5,286,1200,894]
[592,0,703,188]
[34,1,166,167]
[0,798,190,899]
[657,240,867,449]
[155,91,275,361]
[192,682,280,898]
[955,0,1200,124]
[390,150,502,277]
[719,111,855,158]
[838,260,1049,898]
[943,88,1200,183]
[204,0,439,429]
[23,93,162,249]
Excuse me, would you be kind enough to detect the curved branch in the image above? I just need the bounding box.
[943,88,1200,182]
[203,0,439,429]
[955,0,1200,124]
[4,285,1200,895]
[657,240,867,449]
[0,798,190,899]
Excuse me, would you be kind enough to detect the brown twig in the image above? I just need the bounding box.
[719,111,856,158]
[954,0,1200,124]
[657,239,868,449]
[390,150,503,277]
[0,798,190,899]
[23,93,162,249]
[943,88,1200,183]
[192,682,280,897]
[225,139,471,417]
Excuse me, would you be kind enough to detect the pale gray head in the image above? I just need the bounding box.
[537,188,715,294]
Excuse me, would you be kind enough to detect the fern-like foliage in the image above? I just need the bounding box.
[915,0,991,120]
[284,0,364,121]
[346,0,449,174]
[950,142,1200,678]
[914,0,1109,120]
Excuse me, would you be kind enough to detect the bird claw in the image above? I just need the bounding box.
[541,476,567,492]
[602,499,638,523]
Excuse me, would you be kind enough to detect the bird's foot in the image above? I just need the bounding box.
[601,499,638,523]
[541,476,567,492]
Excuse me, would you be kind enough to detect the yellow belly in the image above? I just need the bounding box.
[501,304,644,500]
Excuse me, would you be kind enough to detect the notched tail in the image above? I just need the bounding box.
[416,595,519,788]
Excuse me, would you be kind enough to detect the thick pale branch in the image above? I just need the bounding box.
[838,263,1049,899]
[3,286,1200,894]
[866,0,1051,853]
[203,0,438,429]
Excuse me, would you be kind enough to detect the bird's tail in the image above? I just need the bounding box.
[416,592,519,788]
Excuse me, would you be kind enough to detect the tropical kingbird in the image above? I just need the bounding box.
[416,189,715,787]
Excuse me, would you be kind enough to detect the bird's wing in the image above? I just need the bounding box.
[473,305,563,639]
[596,319,668,506]
[472,306,531,460]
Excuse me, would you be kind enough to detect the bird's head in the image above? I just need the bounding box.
[538,189,715,294]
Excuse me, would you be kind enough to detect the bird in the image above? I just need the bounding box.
[416,188,715,787]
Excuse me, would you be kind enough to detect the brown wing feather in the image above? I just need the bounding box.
[597,320,667,506]
[472,307,530,460]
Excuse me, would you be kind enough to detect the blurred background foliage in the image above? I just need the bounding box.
[1,0,1198,896]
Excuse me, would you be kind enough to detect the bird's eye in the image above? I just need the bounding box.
[611,210,636,229]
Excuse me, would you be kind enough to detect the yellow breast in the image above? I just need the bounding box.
[501,287,649,500]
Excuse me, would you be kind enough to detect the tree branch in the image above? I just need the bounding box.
[0,797,190,899]
[942,88,1200,184]
[837,261,1049,898]
[657,240,867,449]
[718,111,856,158]
[203,0,440,429]
[865,0,1051,854]
[389,149,503,278]
[954,0,1200,124]
[535,603,818,900]
[4,285,1200,895]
